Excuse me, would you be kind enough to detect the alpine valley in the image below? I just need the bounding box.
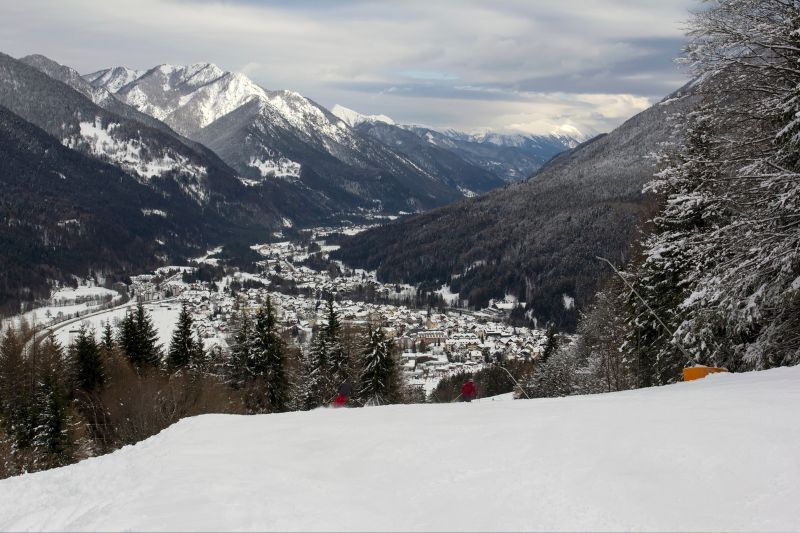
[334,82,701,330]
[2,3,800,531]
[0,52,581,314]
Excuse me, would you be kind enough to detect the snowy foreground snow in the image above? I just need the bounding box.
[1,368,799,532]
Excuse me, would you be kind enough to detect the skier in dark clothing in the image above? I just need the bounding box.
[461,379,477,402]
[333,379,353,408]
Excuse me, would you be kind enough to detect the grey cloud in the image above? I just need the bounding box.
[0,0,699,134]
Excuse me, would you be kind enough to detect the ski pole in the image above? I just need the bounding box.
[452,393,462,403]
[596,256,693,362]
[497,365,530,399]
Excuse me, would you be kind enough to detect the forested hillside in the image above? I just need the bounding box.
[333,86,699,330]
[0,106,214,315]
[488,0,800,399]
[585,0,800,386]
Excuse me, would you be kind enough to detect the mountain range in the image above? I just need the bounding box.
[0,52,284,313]
[85,62,581,212]
[331,104,585,185]
[0,51,581,313]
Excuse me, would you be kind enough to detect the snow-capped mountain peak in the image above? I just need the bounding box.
[416,126,588,150]
[86,62,353,141]
[84,66,145,93]
[155,62,226,88]
[331,104,395,127]
[550,123,586,141]
[471,131,531,147]
[86,63,269,134]
[81,58,583,202]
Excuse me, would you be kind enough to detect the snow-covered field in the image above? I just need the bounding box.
[53,302,180,350]
[1,287,121,332]
[1,367,798,531]
[50,286,117,303]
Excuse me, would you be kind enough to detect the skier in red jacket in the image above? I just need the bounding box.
[461,379,477,402]
[333,380,353,408]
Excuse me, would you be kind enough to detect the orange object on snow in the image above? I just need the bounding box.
[682,366,728,381]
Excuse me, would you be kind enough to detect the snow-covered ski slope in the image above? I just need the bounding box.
[1,367,798,532]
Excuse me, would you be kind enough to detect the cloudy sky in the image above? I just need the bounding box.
[1,0,698,136]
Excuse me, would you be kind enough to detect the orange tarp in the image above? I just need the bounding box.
[682,366,728,381]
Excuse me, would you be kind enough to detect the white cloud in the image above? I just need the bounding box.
[0,0,699,134]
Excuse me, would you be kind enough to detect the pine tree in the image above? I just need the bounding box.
[528,346,578,398]
[167,303,196,371]
[248,308,271,379]
[575,276,631,393]
[303,329,329,410]
[0,328,29,448]
[31,335,72,467]
[629,0,800,372]
[358,324,400,406]
[250,298,289,412]
[323,295,347,385]
[227,311,253,388]
[101,321,115,353]
[228,301,290,413]
[31,372,71,466]
[69,325,105,393]
[135,302,162,368]
[118,303,162,368]
[117,310,138,365]
[300,296,346,409]
[189,331,207,373]
[623,109,726,385]
[0,328,25,416]
[540,324,560,365]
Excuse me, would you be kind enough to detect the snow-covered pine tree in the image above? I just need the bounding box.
[575,276,631,393]
[244,299,289,412]
[227,311,253,388]
[248,308,270,380]
[656,0,800,370]
[358,324,400,406]
[301,295,345,409]
[303,328,329,410]
[117,303,162,368]
[242,306,270,413]
[31,372,69,466]
[31,335,72,468]
[255,298,289,413]
[69,325,105,393]
[323,295,347,386]
[539,324,560,365]
[527,345,579,398]
[623,109,726,385]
